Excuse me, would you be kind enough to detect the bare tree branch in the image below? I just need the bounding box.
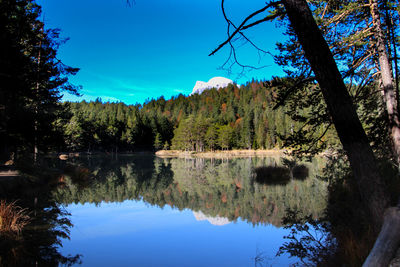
[209,1,280,57]
[242,12,282,30]
[220,0,268,55]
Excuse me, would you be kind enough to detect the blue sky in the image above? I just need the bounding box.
[37,0,286,105]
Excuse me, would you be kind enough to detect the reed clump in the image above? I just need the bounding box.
[254,166,291,185]
[292,164,309,180]
[0,200,30,234]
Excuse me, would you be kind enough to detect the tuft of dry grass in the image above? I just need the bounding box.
[0,200,30,235]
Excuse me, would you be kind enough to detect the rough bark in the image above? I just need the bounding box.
[389,247,400,267]
[370,0,400,167]
[363,207,400,267]
[281,0,389,229]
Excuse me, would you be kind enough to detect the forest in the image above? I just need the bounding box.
[60,80,339,154]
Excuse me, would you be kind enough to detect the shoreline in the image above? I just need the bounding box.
[155,149,288,158]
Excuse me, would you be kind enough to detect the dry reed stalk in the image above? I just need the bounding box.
[0,200,30,234]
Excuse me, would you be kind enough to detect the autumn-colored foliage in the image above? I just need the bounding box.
[221,103,227,113]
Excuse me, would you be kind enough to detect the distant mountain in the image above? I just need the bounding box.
[191,77,233,95]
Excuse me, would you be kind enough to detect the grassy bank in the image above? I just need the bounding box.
[155,149,288,158]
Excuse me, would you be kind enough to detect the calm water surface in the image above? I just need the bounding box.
[53,155,327,266]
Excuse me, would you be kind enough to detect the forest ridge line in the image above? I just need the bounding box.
[61,79,339,154]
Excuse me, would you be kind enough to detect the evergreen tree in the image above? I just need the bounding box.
[0,0,79,161]
[154,132,162,151]
[218,124,234,150]
[205,124,219,151]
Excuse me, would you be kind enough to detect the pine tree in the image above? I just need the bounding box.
[205,124,219,151]
[0,0,79,161]
[218,124,234,150]
[154,132,162,151]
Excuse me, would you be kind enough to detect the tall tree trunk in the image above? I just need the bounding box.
[34,38,42,165]
[370,0,400,167]
[383,0,399,106]
[281,0,388,229]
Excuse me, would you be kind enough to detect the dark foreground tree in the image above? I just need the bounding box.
[281,0,388,229]
[279,2,398,265]
[211,0,388,229]
[210,0,398,265]
[0,0,79,163]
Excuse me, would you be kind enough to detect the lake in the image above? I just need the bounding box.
[0,154,327,266]
[52,155,327,266]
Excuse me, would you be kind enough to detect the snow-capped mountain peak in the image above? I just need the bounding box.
[191,77,233,95]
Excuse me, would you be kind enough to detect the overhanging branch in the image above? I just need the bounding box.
[209,1,281,57]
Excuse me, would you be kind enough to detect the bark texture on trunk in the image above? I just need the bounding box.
[363,207,400,267]
[370,0,400,167]
[281,0,388,229]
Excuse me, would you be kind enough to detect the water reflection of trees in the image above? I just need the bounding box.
[0,178,81,266]
[54,155,327,227]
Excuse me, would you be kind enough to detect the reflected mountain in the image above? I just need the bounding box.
[193,211,230,226]
[54,155,327,227]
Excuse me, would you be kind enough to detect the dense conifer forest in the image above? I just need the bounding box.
[61,80,339,153]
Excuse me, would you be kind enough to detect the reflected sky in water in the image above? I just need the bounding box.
[53,155,327,266]
[61,199,297,267]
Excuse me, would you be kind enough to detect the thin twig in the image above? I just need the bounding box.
[209,1,280,56]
